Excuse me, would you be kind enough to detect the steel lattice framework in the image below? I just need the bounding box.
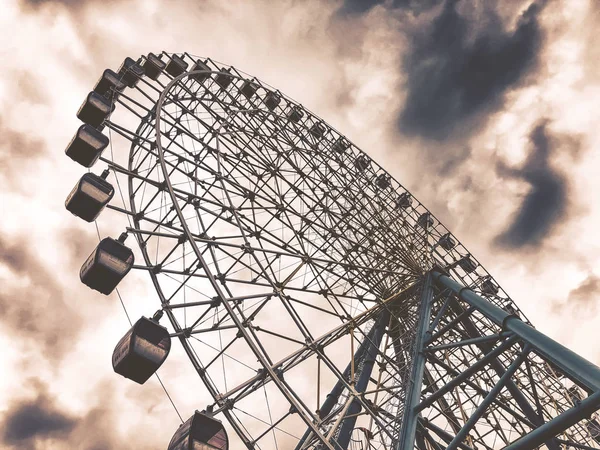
[69,52,600,450]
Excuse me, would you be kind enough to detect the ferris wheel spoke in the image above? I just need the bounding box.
[214,285,418,409]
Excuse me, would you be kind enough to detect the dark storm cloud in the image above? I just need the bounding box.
[398,0,546,141]
[438,145,471,176]
[0,235,83,361]
[19,0,97,10]
[336,0,439,16]
[494,120,579,249]
[2,388,76,447]
[336,0,385,15]
[0,379,159,450]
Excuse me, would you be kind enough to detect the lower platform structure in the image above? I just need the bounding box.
[292,271,600,450]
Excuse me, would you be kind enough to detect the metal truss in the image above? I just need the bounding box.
[82,51,600,449]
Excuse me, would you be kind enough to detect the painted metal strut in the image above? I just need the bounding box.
[431,269,600,449]
[294,307,391,449]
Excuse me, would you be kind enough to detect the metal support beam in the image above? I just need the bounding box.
[419,418,475,450]
[396,274,434,450]
[445,344,531,450]
[504,390,600,450]
[446,298,560,450]
[335,309,391,448]
[294,309,389,450]
[416,335,517,412]
[432,270,600,392]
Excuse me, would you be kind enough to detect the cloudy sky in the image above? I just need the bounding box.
[1,0,599,448]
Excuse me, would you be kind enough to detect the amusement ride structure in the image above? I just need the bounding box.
[64,52,600,449]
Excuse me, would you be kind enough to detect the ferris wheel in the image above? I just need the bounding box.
[64,52,600,450]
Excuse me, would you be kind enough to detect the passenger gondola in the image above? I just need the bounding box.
[438,233,456,250]
[332,137,349,153]
[354,155,370,171]
[191,59,211,84]
[65,124,109,167]
[144,53,166,80]
[264,91,281,111]
[165,54,189,77]
[417,212,433,229]
[93,69,126,101]
[118,57,145,88]
[310,122,325,139]
[588,418,600,444]
[167,411,228,450]
[77,92,114,129]
[481,278,499,295]
[214,68,233,90]
[376,174,390,189]
[65,169,114,222]
[458,256,477,273]
[80,233,134,295]
[287,105,304,123]
[112,315,171,384]
[395,192,412,209]
[240,79,258,99]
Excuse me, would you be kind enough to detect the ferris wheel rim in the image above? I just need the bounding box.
[113,52,534,448]
[59,50,600,449]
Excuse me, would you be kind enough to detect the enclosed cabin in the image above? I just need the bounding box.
[417,212,434,230]
[354,155,370,172]
[396,192,412,209]
[118,57,145,88]
[77,92,114,130]
[168,411,228,450]
[568,385,584,405]
[287,105,304,123]
[143,53,166,80]
[240,79,259,100]
[113,315,171,384]
[458,256,477,274]
[309,122,326,140]
[481,278,499,295]
[214,68,233,91]
[65,124,109,167]
[80,233,134,295]
[332,137,349,154]
[503,301,519,317]
[438,233,456,250]
[191,59,211,84]
[93,69,126,103]
[587,419,600,444]
[376,174,390,190]
[65,169,114,222]
[263,91,281,111]
[166,54,189,78]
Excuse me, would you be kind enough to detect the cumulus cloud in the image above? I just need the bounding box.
[0,122,47,191]
[550,273,600,319]
[494,119,580,249]
[0,235,86,362]
[568,274,600,309]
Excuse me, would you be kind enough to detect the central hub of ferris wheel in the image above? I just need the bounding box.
[63,52,600,450]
